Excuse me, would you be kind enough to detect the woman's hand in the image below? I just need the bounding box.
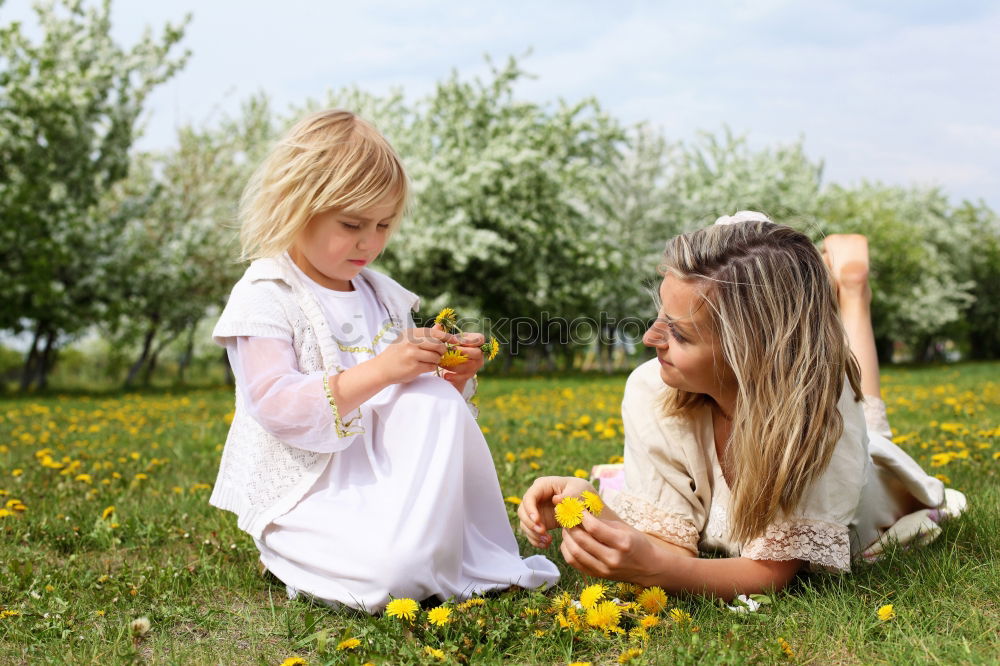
[559,510,666,585]
[518,476,598,548]
[375,327,456,385]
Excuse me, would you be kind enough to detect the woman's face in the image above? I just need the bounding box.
[642,274,735,399]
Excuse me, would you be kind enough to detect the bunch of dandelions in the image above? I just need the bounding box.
[554,490,604,528]
[434,307,500,369]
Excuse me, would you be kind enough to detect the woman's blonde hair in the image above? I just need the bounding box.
[239,109,408,260]
[660,220,864,543]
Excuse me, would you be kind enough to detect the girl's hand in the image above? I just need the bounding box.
[518,476,597,548]
[435,327,485,393]
[376,327,457,385]
[559,510,661,585]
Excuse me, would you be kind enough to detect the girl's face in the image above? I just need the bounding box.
[642,275,735,400]
[289,200,397,291]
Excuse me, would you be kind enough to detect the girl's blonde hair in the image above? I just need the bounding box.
[660,220,864,543]
[239,109,408,260]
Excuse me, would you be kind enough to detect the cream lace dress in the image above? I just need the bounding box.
[224,264,558,611]
[603,359,966,572]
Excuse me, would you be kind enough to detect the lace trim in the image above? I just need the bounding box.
[322,373,365,439]
[742,518,851,574]
[610,491,699,554]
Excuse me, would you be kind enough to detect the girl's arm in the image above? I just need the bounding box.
[229,328,457,451]
[561,510,802,599]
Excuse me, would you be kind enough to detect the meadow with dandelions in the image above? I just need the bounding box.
[1,364,999,665]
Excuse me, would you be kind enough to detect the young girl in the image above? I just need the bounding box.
[210,109,558,612]
[519,212,966,598]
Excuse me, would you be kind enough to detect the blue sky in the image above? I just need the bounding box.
[5,0,999,209]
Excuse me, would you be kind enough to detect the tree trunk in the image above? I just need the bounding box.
[19,324,42,391]
[125,321,158,388]
[37,330,58,390]
[176,319,199,384]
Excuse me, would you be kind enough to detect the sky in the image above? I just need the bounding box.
[4,0,999,210]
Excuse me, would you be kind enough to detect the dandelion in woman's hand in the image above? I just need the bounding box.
[554,496,585,528]
[385,597,419,621]
[581,491,604,516]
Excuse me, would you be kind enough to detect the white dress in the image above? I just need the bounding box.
[226,267,558,612]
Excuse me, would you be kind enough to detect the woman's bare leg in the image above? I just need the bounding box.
[822,234,881,398]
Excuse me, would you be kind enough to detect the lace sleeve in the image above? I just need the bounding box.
[610,491,700,554]
[741,519,851,574]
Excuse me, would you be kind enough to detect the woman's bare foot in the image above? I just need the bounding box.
[822,234,871,302]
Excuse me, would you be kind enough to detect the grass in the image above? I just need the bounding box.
[1,362,998,664]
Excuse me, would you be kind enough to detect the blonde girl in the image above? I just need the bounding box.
[211,110,558,612]
[519,213,964,598]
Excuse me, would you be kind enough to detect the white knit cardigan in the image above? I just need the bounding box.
[210,254,443,538]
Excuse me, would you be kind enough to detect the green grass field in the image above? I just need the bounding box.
[1,363,998,664]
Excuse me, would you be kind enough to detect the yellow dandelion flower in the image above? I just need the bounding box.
[427,606,452,626]
[385,598,419,621]
[101,506,115,520]
[616,582,641,598]
[533,629,546,637]
[336,637,360,651]
[504,452,516,462]
[555,496,585,528]
[423,645,446,660]
[586,601,622,632]
[618,647,644,663]
[481,337,500,361]
[777,637,794,658]
[0,509,13,518]
[74,473,92,483]
[608,455,624,464]
[504,496,522,505]
[568,662,592,666]
[640,614,660,629]
[581,490,604,517]
[637,586,668,614]
[550,592,573,612]
[877,604,896,621]
[439,348,469,368]
[579,583,606,609]
[279,658,307,666]
[668,607,691,624]
[457,597,486,610]
[434,307,458,331]
[629,626,648,641]
[529,461,540,470]
[573,468,589,478]
[934,473,951,484]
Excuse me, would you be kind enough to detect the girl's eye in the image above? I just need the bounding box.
[669,325,687,343]
[376,223,390,231]
[341,222,361,230]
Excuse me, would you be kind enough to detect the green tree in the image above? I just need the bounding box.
[0,0,188,389]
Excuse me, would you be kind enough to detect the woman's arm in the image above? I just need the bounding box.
[561,511,802,599]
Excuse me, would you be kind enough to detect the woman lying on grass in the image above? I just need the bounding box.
[520,212,966,599]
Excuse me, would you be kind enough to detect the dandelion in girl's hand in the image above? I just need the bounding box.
[481,336,500,361]
[434,307,458,332]
[877,604,896,621]
[427,606,452,626]
[637,586,668,614]
[554,496,585,528]
[579,583,606,609]
[581,491,604,516]
[385,597,419,621]
[439,348,469,368]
